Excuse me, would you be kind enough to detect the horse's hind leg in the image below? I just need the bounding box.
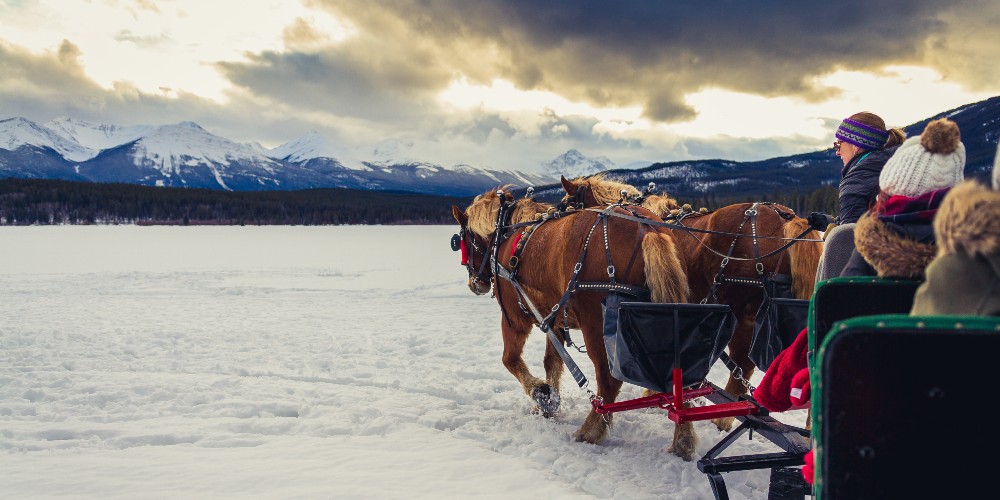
[713,312,757,432]
[573,322,622,444]
[501,320,556,416]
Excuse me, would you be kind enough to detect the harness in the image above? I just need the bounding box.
[455,195,820,396]
[489,203,650,395]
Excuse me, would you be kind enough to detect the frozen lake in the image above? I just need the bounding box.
[0,225,804,499]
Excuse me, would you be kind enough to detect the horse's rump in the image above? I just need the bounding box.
[671,203,821,301]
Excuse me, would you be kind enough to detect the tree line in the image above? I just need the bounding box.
[0,179,471,225]
[0,178,840,226]
[688,184,840,218]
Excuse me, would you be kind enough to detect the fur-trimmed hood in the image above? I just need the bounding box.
[934,181,1000,258]
[854,212,936,279]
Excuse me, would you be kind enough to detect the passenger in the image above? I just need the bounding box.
[780,118,967,488]
[755,118,966,414]
[834,112,907,224]
[910,140,1000,316]
[839,118,965,278]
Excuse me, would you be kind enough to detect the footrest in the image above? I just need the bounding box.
[698,451,805,474]
[668,400,757,424]
[592,386,715,414]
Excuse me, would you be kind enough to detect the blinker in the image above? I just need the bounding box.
[450,233,461,251]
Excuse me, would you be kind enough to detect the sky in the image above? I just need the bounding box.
[0,225,807,499]
[2,1,999,173]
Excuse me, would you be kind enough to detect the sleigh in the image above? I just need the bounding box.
[594,276,955,499]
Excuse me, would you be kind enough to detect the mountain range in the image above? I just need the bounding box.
[529,96,1000,202]
[2,95,998,199]
[0,117,559,196]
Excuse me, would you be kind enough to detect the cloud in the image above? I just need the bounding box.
[308,0,995,122]
[2,0,998,173]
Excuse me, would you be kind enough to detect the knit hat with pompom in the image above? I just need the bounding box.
[879,118,965,197]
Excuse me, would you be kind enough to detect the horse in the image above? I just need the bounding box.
[451,187,704,458]
[559,174,824,430]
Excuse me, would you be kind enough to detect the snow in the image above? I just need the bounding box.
[0,225,805,499]
[544,149,616,178]
[0,117,95,162]
[267,131,371,171]
[133,123,280,175]
[45,117,153,157]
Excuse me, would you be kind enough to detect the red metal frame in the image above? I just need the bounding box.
[592,367,760,423]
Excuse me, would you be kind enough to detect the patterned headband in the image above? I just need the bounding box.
[835,118,889,150]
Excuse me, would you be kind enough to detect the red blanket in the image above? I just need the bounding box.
[753,326,809,412]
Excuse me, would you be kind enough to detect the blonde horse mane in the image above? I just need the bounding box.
[465,186,553,239]
[571,174,681,217]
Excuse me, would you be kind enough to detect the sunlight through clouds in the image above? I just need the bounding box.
[1,1,998,169]
[0,0,354,102]
[438,78,643,121]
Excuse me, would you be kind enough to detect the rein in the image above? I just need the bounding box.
[588,204,820,262]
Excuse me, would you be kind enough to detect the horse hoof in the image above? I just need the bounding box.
[666,440,697,462]
[532,385,560,418]
[712,416,735,432]
[667,428,698,461]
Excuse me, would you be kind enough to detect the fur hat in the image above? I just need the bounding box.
[879,118,965,198]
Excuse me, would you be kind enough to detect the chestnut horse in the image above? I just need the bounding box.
[451,188,704,458]
[560,174,823,430]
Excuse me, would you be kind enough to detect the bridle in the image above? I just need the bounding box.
[451,224,492,290]
[557,184,587,212]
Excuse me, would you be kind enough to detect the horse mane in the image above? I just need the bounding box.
[642,193,681,217]
[512,198,554,224]
[465,186,553,238]
[572,173,681,216]
[580,173,642,204]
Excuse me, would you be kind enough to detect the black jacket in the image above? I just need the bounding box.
[838,146,898,224]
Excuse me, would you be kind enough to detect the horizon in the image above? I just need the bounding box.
[5,91,994,173]
[2,1,1000,173]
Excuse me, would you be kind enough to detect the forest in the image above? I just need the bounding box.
[0,178,840,226]
[0,179,469,225]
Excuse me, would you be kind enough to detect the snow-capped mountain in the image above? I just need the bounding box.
[73,122,317,190]
[0,117,559,195]
[0,117,95,162]
[268,131,369,171]
[269,132,557,196]
[543,149,616,178]
[44,117,153,159]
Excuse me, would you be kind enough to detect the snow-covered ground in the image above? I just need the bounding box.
[0,225,806,499]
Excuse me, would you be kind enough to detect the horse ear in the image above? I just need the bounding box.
[561,175,578,195]
[451,205,467,225]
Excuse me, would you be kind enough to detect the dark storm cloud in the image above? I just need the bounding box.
[306,0,998,122]
[217,48,449,125]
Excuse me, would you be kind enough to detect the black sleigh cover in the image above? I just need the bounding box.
[603,293,737,392]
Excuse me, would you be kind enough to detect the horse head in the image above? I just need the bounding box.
[451,204,493,295]
[560,174,680,218]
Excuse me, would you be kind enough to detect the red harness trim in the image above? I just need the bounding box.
[510,232,523,257]
[460,238,469,265]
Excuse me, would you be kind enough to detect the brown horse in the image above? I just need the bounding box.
[451,188,703,457]
[560,174,823,430]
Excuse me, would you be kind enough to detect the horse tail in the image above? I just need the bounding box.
[784,217,823,299]
[642,230,689,303]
